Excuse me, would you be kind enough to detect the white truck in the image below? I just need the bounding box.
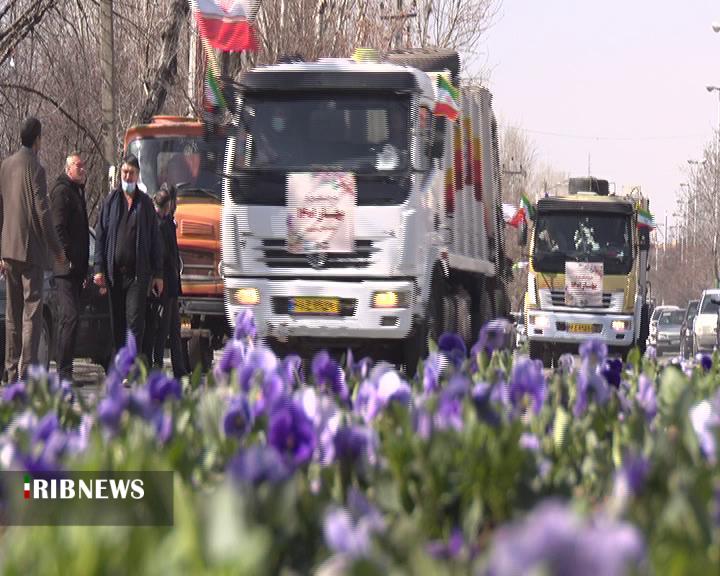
[219,48,512,373]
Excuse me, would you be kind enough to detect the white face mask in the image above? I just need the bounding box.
[121,180,136,195]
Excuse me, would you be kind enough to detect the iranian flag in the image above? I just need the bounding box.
[520,193,535,220]
[204,64,227,110]
[190,0,259,52]
[24,474,31,499]
[434,75,460,121]
[503,203,526,228]
[638,208,655,229]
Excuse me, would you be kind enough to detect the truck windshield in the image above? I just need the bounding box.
[234,92,410,173]
[532,211,633,275]
[127,137,221,202]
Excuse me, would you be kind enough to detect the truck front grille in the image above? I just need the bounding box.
[539,289,624,312]
[256,239,377,269]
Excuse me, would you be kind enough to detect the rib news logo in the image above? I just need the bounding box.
[7,471,173,525]
[23,473,145,501]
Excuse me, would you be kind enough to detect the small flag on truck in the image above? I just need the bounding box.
[434,75,460,121]
[637,208,655,229]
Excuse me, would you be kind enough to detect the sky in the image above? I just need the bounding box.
[479,0,720,230]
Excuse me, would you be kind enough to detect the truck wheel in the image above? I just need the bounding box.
[402,275,446,376]
[92,353,113,375]
[187,335,212,373]
[529,341,544,362]
[472,284,494,337]
[385,48,461,83]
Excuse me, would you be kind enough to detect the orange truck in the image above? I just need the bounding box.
[122,116,227,369]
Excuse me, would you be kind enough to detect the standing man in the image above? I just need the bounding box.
[50,152,89,383]
[143,184,187,378]
[93,154,163,362]
[0,117,69,383]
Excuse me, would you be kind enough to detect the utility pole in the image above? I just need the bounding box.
[100,0,116,188]
[381,0,417,49]
[188,14,198,114]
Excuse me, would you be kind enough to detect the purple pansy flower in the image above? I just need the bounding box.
[635,375,657,422]
[486,500,646,576]
[234,309,257,340]
[223,395,254,439]
[509,357,546,416]
[426,528,465,561]
[228,445,290,485]
[3,380,27,403]
[268,399,316,467]
[438,332,467,367]
[312,351,350,403]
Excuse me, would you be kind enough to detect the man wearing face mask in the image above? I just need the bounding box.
[50,151,89,383]
[93,154,163,368]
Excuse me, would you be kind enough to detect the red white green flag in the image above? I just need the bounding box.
[637,208,655,229]
[189,0,260,52]
[434,75,460,121]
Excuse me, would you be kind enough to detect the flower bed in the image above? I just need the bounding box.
[0,311,718,575]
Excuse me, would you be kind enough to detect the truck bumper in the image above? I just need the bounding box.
[224,278,415,340]
[694,333,716,352]
[178,297,226,340]
[526,310,635,347]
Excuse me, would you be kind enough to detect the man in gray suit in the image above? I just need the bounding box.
[0,118,69,383]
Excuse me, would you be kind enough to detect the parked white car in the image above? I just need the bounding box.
[693,289,720,354]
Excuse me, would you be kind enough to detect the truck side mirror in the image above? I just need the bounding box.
[519,221,528,246]
[430,117,446,159]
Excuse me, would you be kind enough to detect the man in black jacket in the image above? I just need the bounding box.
[143,184,187,378]
[93,154,163,361]
[50,151,89,382]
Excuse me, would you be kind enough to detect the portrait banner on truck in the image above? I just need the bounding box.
[286,172,356,254]
[565,262,603,307]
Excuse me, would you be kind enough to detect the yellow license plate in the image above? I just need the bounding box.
[568,323,594,334]
[290,297,340,315]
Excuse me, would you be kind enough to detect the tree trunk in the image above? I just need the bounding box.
[137,0,189,124]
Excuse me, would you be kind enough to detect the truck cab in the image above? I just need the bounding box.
[525,177,651,366]
[219,49,510,372]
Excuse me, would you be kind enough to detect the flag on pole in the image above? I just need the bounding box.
[637,208,655,229]
[520,193,535,220]
[189,0,260,52]
[204,62,227,110]
[434,75,460,121]
[502,203,526,228]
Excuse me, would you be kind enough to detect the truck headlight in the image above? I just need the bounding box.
[372,291,409,308]
[527,273,537,306]
[233,288,260,305]
[529,314,549,329]
[612,320,630,332]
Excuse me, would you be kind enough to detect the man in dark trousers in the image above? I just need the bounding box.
[0,117,69,383]
[50,151,89,383]
[93,154,163,364]
[143,184,187,378]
